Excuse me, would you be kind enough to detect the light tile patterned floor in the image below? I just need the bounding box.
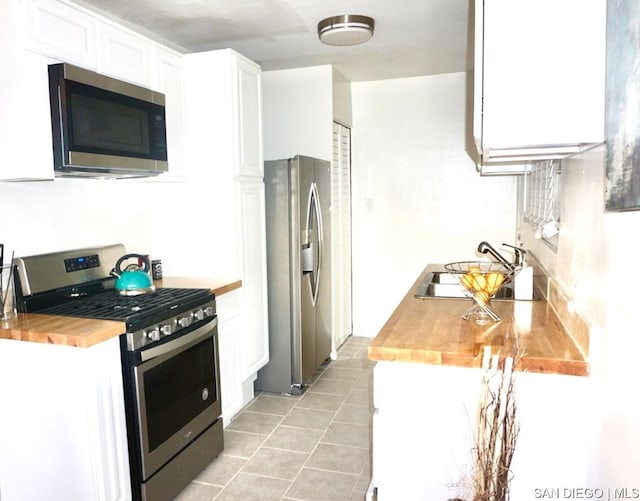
[176,336,374,501]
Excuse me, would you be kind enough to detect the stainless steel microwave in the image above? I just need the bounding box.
[48,63,168,178]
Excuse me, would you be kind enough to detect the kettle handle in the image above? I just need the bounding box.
[114,254,151,274]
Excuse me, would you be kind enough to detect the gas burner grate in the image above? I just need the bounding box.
[39,287,211,322]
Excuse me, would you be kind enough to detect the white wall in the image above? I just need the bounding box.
[261,66,334,161]
[598,207,640,486]
[332,67,352,127]
[0,177,239,278]
[350,72,517,337]
[520,144,640,488]
[0,179,154,257]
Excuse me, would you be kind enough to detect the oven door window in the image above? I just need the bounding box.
[141,335,218,452]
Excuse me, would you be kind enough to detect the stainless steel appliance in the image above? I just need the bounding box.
[256,155,332,394]
[15,244,222,501]
[48,63,168,178]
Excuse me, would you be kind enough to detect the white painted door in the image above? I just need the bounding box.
[331,122,353,354]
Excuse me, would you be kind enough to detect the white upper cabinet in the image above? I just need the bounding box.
[473,0,606,164]
[6,0,186,181]
[22,0,97,69]
[97,21,154,88]
[0,0,55,180]
[24,0,155,88]
[237,58,264,178]
[154,47,186,178]
[183,49,264,179]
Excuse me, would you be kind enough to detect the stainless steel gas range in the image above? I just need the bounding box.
[15,244,223,501]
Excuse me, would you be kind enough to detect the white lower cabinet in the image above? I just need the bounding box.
[217,290,243,425]
[0,337,131,501]
[217,289,259,425]
[372,361,595,500]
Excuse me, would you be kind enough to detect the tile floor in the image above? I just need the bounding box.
[176,336,375,501]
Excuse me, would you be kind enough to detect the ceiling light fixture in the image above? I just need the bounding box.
[317,14,375,46]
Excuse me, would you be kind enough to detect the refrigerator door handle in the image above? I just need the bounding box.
[303,182,323,305]
[314,182,324,296]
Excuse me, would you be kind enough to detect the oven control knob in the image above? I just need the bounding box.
[194,308,204,321]
[146,328,160,342]
[160,324,173,336]
[178,314,192,328]
[204,306,214,317]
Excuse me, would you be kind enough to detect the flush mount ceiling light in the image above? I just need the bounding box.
[317,14,375,46]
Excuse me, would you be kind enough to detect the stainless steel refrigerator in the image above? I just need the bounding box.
[255,155,332,395]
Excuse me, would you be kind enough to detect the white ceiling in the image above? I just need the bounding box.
[73,0,472,82]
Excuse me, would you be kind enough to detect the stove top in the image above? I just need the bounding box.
[37,287,211,323]
[15,245,218,352]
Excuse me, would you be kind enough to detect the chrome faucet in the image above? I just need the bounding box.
[502,243,526,267]
[476,241,524,269]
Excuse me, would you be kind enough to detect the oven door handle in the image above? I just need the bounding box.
[140,317,218,363]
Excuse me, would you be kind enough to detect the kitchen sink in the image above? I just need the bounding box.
[414,270,538,301]
[425,271,459,285]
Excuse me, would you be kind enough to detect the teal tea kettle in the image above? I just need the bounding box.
[110,254,156,296]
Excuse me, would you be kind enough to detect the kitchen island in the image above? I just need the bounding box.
[0,277,241,501]
[368,265,594,500]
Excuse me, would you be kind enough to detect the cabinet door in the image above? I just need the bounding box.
[217,292,243,425]
[476,0,605,161]
[97,21,154,87]
[22,0,97,69]
[236,57,263,177]
[184,49,262,179]
[1,0,54,180]
[236,179,270,378]
[0,337,131,500]
[156,47,186,178]
[183,50,235,178]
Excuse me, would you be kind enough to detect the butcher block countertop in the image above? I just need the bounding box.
[368,265,588,377]
[0,277,241,348]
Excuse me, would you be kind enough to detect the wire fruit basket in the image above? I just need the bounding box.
[444,261,521,324]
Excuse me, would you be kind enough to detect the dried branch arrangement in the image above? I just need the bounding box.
[471,347,520,501]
